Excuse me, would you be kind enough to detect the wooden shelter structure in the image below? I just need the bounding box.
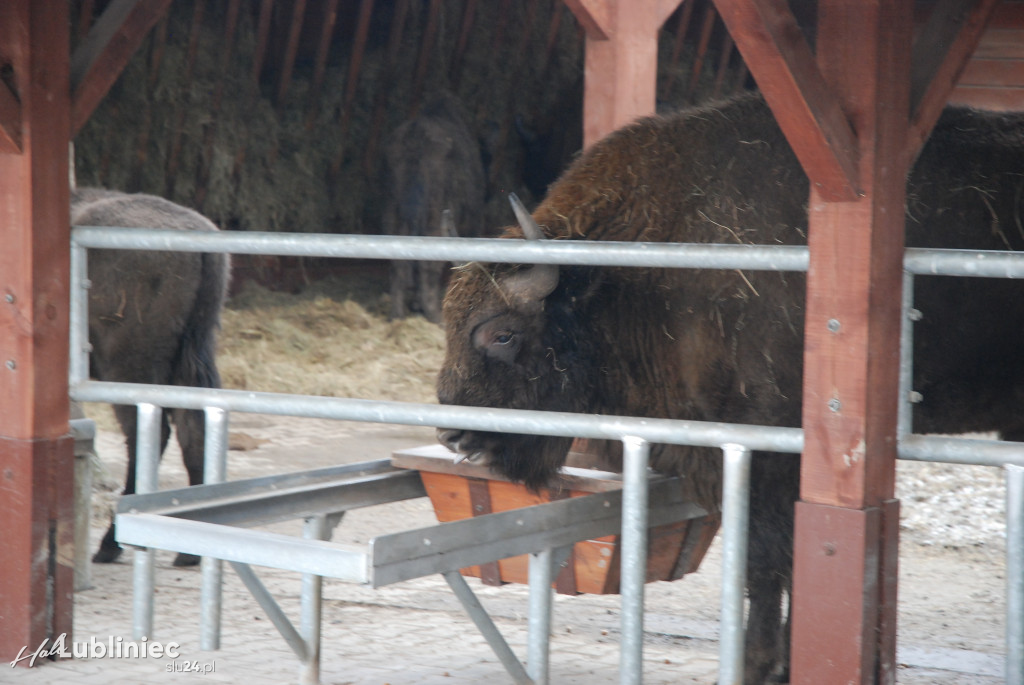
[0,1,1016,682]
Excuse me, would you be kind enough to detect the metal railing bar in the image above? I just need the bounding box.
[71,226,810,272]
[70,379,805,455]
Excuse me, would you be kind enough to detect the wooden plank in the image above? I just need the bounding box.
[907,0,1000,162]
[275,0,307,105]
[789,1,911,682]
[791,503,882,685]
[564,0,685,147]
[714,0,859,201]
[991,1,1024,29]
[958,57,1024,88]
[0,83,20,153]
[0,0,73,664]
[949,84,1024,110]
[70,0,173,137]
[973,28,1024,59]
[0,2,22,153]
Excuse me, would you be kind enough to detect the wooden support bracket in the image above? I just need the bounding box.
[563,0,685,147]
[70,0,173,138]
[713,0,860,201]
[0,82,21,154]
[907,0,1001,162]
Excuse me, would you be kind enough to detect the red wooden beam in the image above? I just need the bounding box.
[564,0,684,147]
[787,1,915,681]
[410,0,443,115]
[304,0,340,129]
[0,79,21,155]
[449,0,478,88]
[661,1,696,98]
[687,3,718,97]
[70,0,173,138]
[0,2,23,154]
[0,0,74,665]
[906,0,999,163]
[713,0,860,201]
[276,0,307,106]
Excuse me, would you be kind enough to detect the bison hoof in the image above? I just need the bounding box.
[92,546,124,564]
[172,552,201,567]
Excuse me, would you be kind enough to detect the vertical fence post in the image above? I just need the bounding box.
[68,241,90,387]
[527,547,555,684]
[200,407,229,650]
[132,402,162,640]
[897,270,917,438]
[620,436,650,685]
[299,514,332,685]
[1006,464,1024,685]
[718,444,752,684]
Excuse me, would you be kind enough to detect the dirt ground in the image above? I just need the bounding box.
[70,279,1011,682]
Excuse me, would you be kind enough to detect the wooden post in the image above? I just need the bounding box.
[563,0,685,147]
[790,2,912,682]
[0,0,74,666]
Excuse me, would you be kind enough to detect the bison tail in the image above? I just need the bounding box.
[172,250,230,391]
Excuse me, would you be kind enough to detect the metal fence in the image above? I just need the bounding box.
[69,225,1024,685]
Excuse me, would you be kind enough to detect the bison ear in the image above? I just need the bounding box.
[503,193,559,302]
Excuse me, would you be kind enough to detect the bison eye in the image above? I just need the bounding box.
[472,319,522,364]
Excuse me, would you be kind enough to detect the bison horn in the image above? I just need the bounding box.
[503,193,559,302]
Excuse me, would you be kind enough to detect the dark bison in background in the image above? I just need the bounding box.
[436,93,1024,683]
[382,91,485,323]
[72,188,229,567]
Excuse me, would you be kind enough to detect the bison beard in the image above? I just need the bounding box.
[73,188,229,567]
[436,93,1024,684]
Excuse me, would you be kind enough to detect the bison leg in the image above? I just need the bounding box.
[389,260,413,320]
[169,407,207,566]
[417,259,445,324]
[93,404,172,563]
[743,453,799,683]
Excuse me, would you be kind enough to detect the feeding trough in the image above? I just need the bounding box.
[392,444,720,595]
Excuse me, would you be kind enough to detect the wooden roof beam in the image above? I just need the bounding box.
[563,0,684,147]
[713,0,860,201]
[0,1,23,153]
[70,0,173,138]
[0,81,20,154]
[906,0,1000,162]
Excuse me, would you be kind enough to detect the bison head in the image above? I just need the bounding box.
[436,195,603,488]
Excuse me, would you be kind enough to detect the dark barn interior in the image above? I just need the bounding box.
[71,0,756,288]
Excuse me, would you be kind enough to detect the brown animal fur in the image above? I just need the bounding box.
[73,188,229,566]
[436,93,1024,683]
[382,92,485,323]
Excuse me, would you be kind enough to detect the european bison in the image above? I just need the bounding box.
[73,188,229,566]
[435,94,1024,683]
[382,91,485,323]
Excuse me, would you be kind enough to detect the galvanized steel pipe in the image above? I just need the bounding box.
[718,445,752,685]
[132,403,161,642]
[200,407,229,652]
[1007,465,1024,685]
[619,436,650,685]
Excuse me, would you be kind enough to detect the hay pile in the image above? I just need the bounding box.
[72,0,746,240]
[218,276,445,402]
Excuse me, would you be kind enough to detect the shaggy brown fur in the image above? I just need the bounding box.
[436,93,1024,683]
[383,92,485,323]
[73,188,229,567]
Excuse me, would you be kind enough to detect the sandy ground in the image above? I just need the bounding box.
[67,410,1010,684]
